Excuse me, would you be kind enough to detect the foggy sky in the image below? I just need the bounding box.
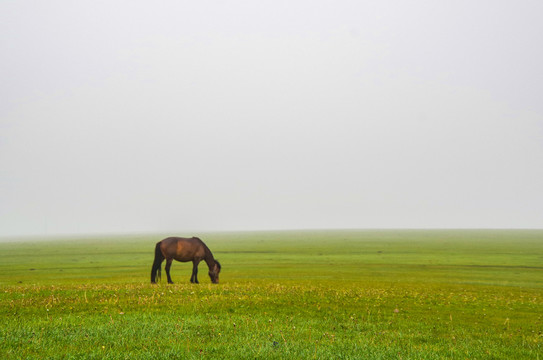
[1,1,543,237]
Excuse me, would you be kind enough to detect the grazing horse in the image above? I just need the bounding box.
[151,236,221,284]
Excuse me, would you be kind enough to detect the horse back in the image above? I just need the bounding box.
[159,237,207,262]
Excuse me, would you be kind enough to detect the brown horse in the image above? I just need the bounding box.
[151,236,221,284]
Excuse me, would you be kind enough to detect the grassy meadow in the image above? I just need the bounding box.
[0,230,542,359]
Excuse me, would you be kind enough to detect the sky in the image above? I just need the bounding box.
[1,1,543,237]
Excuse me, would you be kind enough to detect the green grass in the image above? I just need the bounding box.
[1,230,542,359]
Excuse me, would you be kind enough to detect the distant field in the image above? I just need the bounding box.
[1,230,542,359]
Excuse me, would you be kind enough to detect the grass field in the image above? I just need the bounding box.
[1,230,542,359]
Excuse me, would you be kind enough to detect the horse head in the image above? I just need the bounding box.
[208,260,221,284]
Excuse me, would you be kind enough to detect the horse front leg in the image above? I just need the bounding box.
[165,258,174,284]
[191,260,200,284]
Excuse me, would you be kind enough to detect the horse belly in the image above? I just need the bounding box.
[174,241,204,262]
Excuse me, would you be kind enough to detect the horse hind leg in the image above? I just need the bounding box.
[191,260,200,284]
[165,258,174,284]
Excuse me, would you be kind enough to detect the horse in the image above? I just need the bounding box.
[150,236,221,284]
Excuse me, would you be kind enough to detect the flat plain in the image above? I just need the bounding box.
[1,230,542,359]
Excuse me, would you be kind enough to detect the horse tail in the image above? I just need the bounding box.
[151,242,164,283]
